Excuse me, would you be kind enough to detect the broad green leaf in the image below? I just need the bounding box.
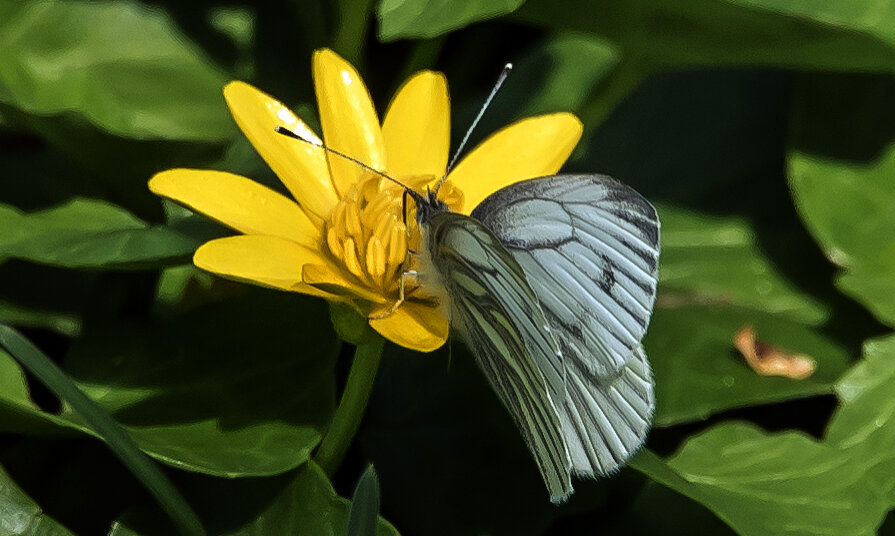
[0,139,107,211]
[64,290,338,477]
[788,74,895,327]
[0,199,200,269]
[460,32,622,134]
[0,0,233,141]
[0,347,91,435]
[515,0,895,70]
[509,33,618,117]
[633,423,887,536]
[110,466,399,536]
[647,204,846,425]
[0,462,76,535]
[224,463,398,536]
[0,260,97,341]
[377,0,525,41]
[607,481,736,536]
[789,150,895,327]
[0,325,205,536]
[0,348,33,405]
[648,305,850,426]
[827,334,895,504]
[658,204,829,325]
[347,465,381,536]
[0,292,338,478]
[0,298,81,337]
[576,69,800,221]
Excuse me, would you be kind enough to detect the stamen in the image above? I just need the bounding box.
[322,171,461,300]
[388,226,407,265]
[326,227,343,259]
[366,237,386,279]
[345,202,362,237]
[342,237,364,279]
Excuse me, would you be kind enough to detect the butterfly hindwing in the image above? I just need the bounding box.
[421,210,573,503]
[472,174,660,476]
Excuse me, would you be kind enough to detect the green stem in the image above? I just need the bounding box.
[333,0,374,66]
[314,336,385,476]
[579,56,650,128]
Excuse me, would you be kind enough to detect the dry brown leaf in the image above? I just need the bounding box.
[734,324,816,380]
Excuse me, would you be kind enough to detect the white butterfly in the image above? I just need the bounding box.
[412,173,659,503]
[277,64,660,502]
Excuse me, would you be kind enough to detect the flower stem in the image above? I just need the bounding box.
[314,336,385,476]
[333,0,374,66]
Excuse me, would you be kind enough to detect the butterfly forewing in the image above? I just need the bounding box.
[473,174,660,379]
[422,210,573,503]
[472,174,660,476]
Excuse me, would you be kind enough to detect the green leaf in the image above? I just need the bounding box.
[0,0,234,141]
[110,465,399,535]
[633,423,888,536]
[0,325,205,536]
[0,199,200,269]
[0,348,34,406]
[347,465,381,536]
[65,290,338,477]
[789,149,895,327]
[646,204,847,425]
[789,74,895,327]
[463,32,621,133]
[608,480,736,535]
[648,305,850,426]
[515,0,895,70]
[377,0,526,41]
[0,298,81,337]
[0,347,87,435]
[827,334,895,504]
[658,204,830,325]
[223,462,398,536]
[0,462,76,535]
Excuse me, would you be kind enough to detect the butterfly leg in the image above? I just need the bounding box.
[369,190,426,320]
[369,269,418,319]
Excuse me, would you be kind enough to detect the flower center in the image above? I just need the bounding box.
[324,173,463,298]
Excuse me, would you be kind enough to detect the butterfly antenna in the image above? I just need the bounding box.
[435,62,513,195]
[275,126,424,202]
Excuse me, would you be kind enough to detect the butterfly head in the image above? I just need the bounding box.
[412,186,450,226]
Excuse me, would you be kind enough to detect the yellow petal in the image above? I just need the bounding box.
[302,264,387,304]
[313,48,386,197]
[447,113,584,215]
[223,81,338,219]
[194,235,334,298]
[149,169,321,248]
[369,301,449,352]
[382,71,449,178]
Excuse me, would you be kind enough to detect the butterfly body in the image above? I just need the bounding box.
[414,174,660,503]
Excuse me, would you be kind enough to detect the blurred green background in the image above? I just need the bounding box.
[1,0,895,534]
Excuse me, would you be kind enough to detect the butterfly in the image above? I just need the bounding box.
[276,65,660,503]
[411,173,659,503]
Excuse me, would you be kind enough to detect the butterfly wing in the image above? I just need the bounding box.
[421,210,573,503]
[472,174,660,476]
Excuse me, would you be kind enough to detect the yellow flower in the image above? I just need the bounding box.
[149,49,582,352]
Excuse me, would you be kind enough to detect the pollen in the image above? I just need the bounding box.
[324,172,463,298]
